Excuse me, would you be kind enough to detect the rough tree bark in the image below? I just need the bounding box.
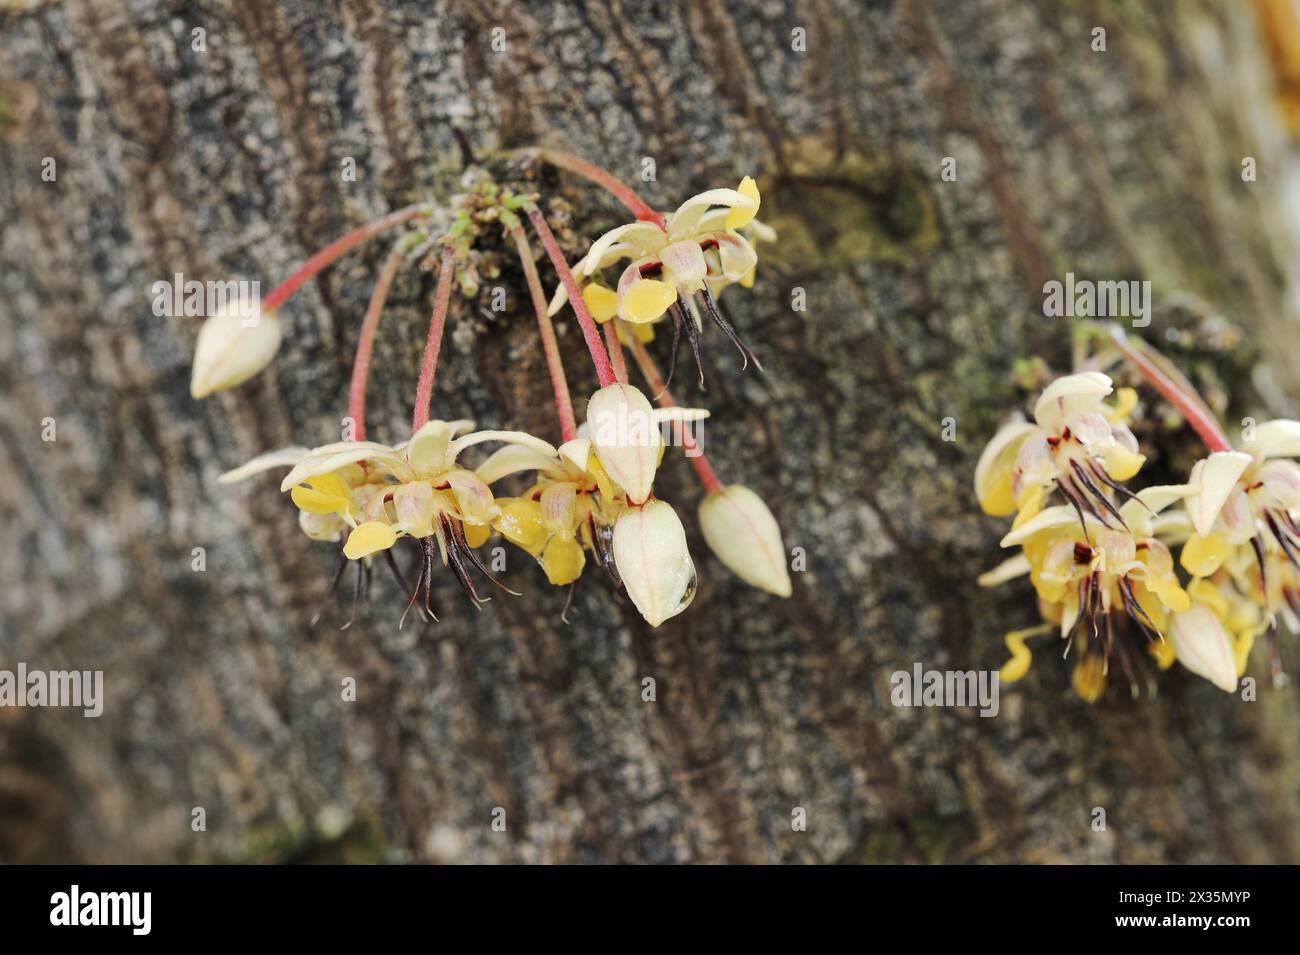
[2,0,1299,863]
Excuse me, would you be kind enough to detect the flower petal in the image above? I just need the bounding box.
[715,233,758,281]
[299,509,344,542]
[280,444,403,492]
[1186,451,1252,538]
[219,446,310,484]
[443,469,499,525]
[408,419,477,474]
[579,223,666,276]
[724,176,761,230]
[542,536,586,585]
[1032,372,1113,432]
[1118,483,1195,533]
[667,188,757,240]
[557,437,592,475]
[620,277,678,324]
[475,444,565,485]
[587,384,662,505]
[393,481,435,538]
[974,418,1035,516]
[342,521,397,560]
[977,553,1033,587]
[1251,419,1300,458]
[446,429,558,463]
[999,505,1084,548]
[539,482,580,539]
[659,239,708,289]
[495,498,547,556]
[582,283,620,323]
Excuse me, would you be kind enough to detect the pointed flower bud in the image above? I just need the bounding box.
[613,501,696,627]
[190,303,281,398]
[698,485,791,597]
[1168,605,1238,692]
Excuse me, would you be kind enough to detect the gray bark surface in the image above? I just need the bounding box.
[2,0,1299,863]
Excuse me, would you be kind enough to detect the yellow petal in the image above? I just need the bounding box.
[291,483,348,516]
[1011,485,1045,528]
[621,279,677,324]
[1071,655,1107,703]
[585,451,620,503]
[542,536,586,586]
[974,420,1035,517]
[343,521,397,560]
[1104,386,1138,423]
[495,498,548,557]
[998,628,1042,683]
[463,521,490,549]
[581,283,620,324]
[979,470,1018,518]
[1179,532,1231,578]
[1148,575,1190,613]
[725,176,760,229]
[1103,443,1146,482]
[1149,637,1176,670]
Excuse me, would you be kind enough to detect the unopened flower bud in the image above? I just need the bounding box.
[613,501,696,627]
[1169,605,1238,692]
[190,304,281,398]
[698,485,791,597]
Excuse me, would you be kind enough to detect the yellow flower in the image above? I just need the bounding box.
[1178,421,1300,598]
[219,446,381,544]
[476,436,620,588]
[985,485,1195,698]
[476,427,706,628]
[974,373,1144,524]
[228,421,555,610]
[549,178,766,374]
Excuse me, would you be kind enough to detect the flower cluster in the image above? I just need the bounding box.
[193,156,792,628]
[976,337,1298,700]
[548,176,772,383]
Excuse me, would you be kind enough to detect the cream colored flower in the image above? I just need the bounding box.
[975,372,1144,527]
[698,484,791,597]
[986,485,1196,698]
[612,500,697,627]
[191,303,281,398]
[219,445,383,544]
[550,178,765,373]
[1177,420,1300,581]
[476,436,623,588]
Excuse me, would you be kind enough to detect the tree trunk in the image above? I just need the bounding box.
[2,0,1299,863]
